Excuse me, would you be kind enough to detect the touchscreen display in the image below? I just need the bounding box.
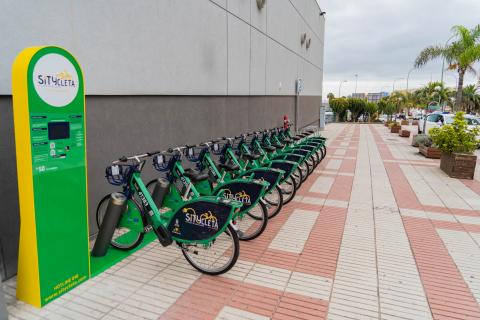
[48,122,70,140]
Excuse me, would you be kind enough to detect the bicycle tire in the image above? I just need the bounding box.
[181,224,239,275]
[280,175,297,204]
[264,185,284,219]
[239,201,268,241]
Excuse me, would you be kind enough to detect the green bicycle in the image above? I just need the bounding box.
[95,150,242,275]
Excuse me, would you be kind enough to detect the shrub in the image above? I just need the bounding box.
[330,98,348,122]
[413,134,433,147]
[347,98,366,122]
[429,112,479,154]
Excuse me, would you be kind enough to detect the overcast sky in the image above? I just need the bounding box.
[318,0,480,99]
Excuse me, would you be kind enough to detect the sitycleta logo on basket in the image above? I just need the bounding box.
[183,208,219,230]
[222,189,251,205]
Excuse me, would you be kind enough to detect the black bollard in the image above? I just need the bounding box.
[151,178,170,209]
[91,193,127,257]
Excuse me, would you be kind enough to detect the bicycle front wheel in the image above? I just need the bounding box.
[96,194,144,251]
[181,224,239,275]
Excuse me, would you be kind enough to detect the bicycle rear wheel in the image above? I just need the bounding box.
[96,194,144,251]
[263,186,284,219]
[181,224,239,275]
[291,166,303,188]
[236,201,268,241]
[279,176,297,204]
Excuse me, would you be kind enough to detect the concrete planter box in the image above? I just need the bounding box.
[390,125,400,133]
[419,145,441,159]
[440,153,477,179]
[399,129,410,138]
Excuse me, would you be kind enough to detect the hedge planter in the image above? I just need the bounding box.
[440,153,477,179]
[401,120,409,125]
[399,130,410,138]
[419,145,441,159]
[390,125,400,133]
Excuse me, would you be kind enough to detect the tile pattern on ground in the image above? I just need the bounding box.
[4,123,480,320]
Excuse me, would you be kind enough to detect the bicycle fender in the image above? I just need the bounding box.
[212,180,268,212]
[168,199,234,242]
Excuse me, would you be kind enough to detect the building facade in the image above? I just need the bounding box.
[367,92,389,103]
[0,0,325,279]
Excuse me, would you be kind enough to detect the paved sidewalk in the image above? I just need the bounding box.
[3,123,480,319]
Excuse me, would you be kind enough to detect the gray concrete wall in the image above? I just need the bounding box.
[0,94,320,279]
[0,0,324,96]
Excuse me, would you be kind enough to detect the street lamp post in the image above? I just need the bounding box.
[338,80,348,97]
[406,68,415,92]
[392,78,404,92]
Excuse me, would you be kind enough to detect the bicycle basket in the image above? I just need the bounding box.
[211,142,227,156]
[185,146,206,162]
[153,154,170,172]
[105,164,134,186]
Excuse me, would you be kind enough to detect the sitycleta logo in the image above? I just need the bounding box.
[183,208,219,230]
[37,70,75,87]
[222,189,251,204]
[33,53,80,107]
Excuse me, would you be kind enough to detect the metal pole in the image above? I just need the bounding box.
[406,68,415,92]
[393,78,404,92]
[320,106,326,130]
[295,93,299,132]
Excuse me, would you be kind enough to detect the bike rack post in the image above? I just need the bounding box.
[151,178,170,209]
[91,193,127,257]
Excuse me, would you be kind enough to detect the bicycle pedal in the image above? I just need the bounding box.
[236,230,245,238]
[144,225,153,232]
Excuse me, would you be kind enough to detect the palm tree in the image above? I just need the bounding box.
[388,91,407,113]
[414,25,480,110]
[462,84,480,113]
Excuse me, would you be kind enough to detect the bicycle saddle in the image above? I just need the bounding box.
[217,162,240,172]
[273,143,284,149]
[263,145,276,152]
[243,153,261,160]
[183,168,209,182]
[283,138,293,143]
[297,133,309,138]
[291,136,301,141]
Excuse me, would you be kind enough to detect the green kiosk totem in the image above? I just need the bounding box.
[12,46,89,307]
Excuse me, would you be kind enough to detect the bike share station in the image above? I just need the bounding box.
[10,45,326,311]
[12,46,151,308]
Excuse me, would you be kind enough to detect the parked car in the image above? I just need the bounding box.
[378,114,388,123]
[412,112,423,120]
[419,112,480,135]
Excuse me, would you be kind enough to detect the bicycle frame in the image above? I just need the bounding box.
[117,162,241,246]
